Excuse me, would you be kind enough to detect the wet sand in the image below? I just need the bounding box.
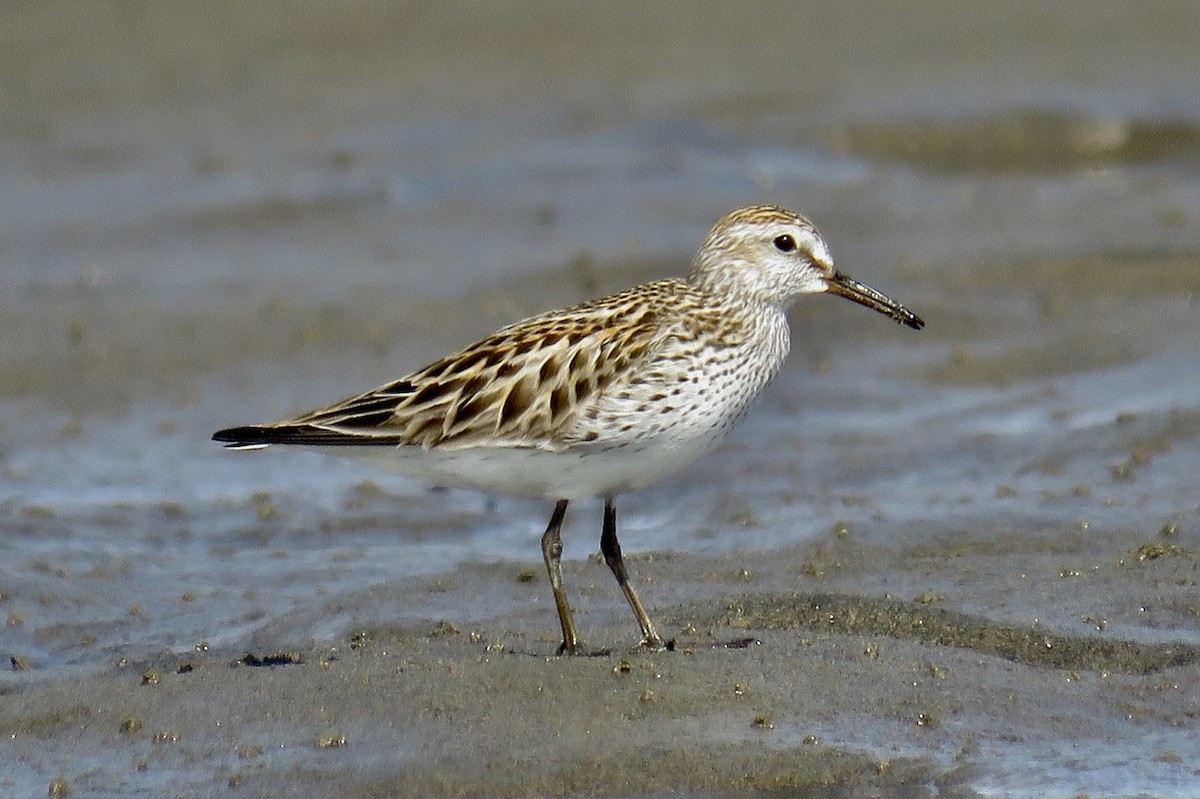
[4,2,1200,797]
[5,534,1198,797]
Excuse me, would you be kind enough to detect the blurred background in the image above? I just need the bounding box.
[3,2,1199,795]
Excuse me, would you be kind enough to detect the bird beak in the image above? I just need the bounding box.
[825,271,925,330]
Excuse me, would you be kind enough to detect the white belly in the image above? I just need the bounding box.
[320,428,730,500]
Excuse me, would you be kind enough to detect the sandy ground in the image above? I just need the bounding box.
[5,497,1199,797]
[6,543,1199,798]
[4,2,1200,797]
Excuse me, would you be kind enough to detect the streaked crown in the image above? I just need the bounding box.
[689,204,836,307]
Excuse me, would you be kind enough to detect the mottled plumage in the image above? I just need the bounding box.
[263,280,734,451]
[214,204,924,654]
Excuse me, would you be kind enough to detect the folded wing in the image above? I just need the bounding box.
[213,281,688,452]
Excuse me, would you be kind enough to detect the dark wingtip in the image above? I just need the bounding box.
[213,423,403,447]
[904,312,926,331]
[212,426,274,447]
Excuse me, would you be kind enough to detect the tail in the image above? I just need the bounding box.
[212,424,401,448]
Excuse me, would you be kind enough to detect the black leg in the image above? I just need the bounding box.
[540,499,583,655]
[600,496,664,649]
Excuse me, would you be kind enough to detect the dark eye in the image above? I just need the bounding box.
[773,234,797,253]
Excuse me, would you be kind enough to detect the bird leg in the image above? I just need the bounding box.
[541,499,585,655]
[600,496,665,649]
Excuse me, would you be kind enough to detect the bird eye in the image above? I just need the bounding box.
[773,234,797,253]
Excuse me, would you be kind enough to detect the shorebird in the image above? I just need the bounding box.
[214,204,923,654]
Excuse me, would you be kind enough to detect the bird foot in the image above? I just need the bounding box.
[555,641,611,657]
[636,635,671,652]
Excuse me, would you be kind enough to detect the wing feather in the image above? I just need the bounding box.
[219,280,696,451]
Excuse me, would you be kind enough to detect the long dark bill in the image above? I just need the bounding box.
[826,271,925,330]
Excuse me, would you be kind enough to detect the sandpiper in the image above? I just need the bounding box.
[214,204,924,654]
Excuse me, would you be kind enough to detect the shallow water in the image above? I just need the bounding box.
[3,2,1200,797]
